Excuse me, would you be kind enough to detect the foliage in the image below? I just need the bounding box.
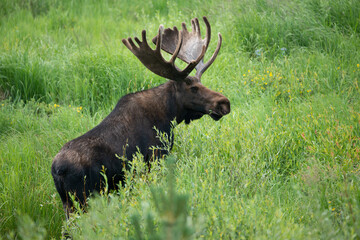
[0,0,359,239]
[64,157,201,239]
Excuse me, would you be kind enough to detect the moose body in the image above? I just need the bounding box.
[52,17,230,217]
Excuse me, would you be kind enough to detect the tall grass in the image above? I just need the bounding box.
[0,0,359,239]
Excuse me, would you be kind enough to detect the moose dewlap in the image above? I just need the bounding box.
[51,16,230,218]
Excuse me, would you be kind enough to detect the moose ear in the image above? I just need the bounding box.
[184,78,192,85]
[183,76,200,85]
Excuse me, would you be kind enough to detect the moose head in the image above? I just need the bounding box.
[122,16,230,124]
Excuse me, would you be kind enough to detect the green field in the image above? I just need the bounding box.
[1,0,360,239]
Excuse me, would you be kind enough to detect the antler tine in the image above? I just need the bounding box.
[122,37,137,51]
[195,33,222,79]
[155,25,164,54]
[169,27,182,64]
[181,22,187,32]
[203,16,211,52]
[192,18,201,37]
[140,30,147,46]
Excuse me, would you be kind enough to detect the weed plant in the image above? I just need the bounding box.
[0,0,359,239]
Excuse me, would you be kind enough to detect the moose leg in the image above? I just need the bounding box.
[144,148,169,172]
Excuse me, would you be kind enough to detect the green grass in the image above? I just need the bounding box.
[0,0,359,239]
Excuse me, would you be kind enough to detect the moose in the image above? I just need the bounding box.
[51,16,230,217]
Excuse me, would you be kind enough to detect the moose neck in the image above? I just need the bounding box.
[130,81,179,131]
[159,80,194,125]
[133,80,203,129]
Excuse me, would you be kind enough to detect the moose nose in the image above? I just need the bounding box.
[217,98,231,115]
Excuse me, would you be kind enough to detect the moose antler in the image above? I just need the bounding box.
[122,24,206,81]
[152,16,222,80]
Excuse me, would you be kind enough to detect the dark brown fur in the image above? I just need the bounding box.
[51,78,230,217]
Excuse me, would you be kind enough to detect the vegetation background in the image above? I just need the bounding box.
[0,0,359,239]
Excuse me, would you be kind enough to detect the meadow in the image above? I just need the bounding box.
[0,0,359,239]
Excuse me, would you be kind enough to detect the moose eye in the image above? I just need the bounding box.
[191,86,199,93]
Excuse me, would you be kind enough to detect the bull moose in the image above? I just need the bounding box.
[51,16,230,218]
